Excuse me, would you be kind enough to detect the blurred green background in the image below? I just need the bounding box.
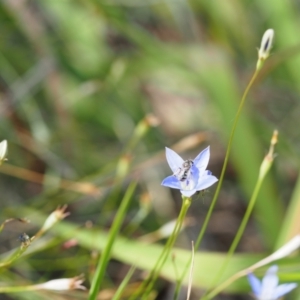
[0,0,300,299]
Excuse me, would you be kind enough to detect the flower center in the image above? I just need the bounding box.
[180,175,196,190]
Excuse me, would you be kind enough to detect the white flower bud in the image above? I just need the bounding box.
[39,205,70,234]
[257,29,275,70]
[34,275,86,291]
[0,140,7,163]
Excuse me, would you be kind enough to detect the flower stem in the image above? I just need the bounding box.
[142,197,191,299]
[0,285,38,293]
[112,266,136,300]
[0,243,30,268]
[174,69,260,299]
[129,196,191,300]
[202,130,277,300]
[197,69,260,249]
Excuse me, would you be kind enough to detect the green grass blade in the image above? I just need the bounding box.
[88,182,137,300]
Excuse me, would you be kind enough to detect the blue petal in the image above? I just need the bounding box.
[273,283,297,299]
[190,164,200,182]
[165,148,184,173]
[260,266,279,299]
[195,175,218,191]
[247,273,262,296]
[161,175,181,189]
[193,147,210,171]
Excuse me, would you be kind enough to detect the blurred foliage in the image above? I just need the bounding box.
[0,0,300,299]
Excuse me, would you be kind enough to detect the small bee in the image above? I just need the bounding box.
[174,159,194,181]
[18,233,30,245]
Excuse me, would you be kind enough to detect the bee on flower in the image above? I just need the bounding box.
[161,147,218,197]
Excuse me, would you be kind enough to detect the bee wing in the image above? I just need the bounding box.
[165,147,184,173]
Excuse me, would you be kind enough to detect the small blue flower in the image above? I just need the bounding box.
[248,265,297,300]
[161,146,218,197]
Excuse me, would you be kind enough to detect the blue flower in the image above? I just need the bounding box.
[161,146,218,197]
[248,265,297,300]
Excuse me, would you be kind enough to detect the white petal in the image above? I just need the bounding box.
[273,283,297,299]
[165,147,184,173]
[258,29,275,60]
[260,266,279,299]
[180,188,197,197]
[193,147,210,171]
[195,175,218,191]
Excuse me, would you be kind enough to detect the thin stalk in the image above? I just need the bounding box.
[128,217,181,300]
[88,182,137,300]
[141,197,191,300]
[112,266,136,300]
[105,115,156,210]
[0,286,38,293]
[174,69,260,299]
[202,178,264,300]
[129,196,191,300]
[186,241,195,300]
[203,130,278,300]
[196,69,260,251]
[0,237,33,269]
